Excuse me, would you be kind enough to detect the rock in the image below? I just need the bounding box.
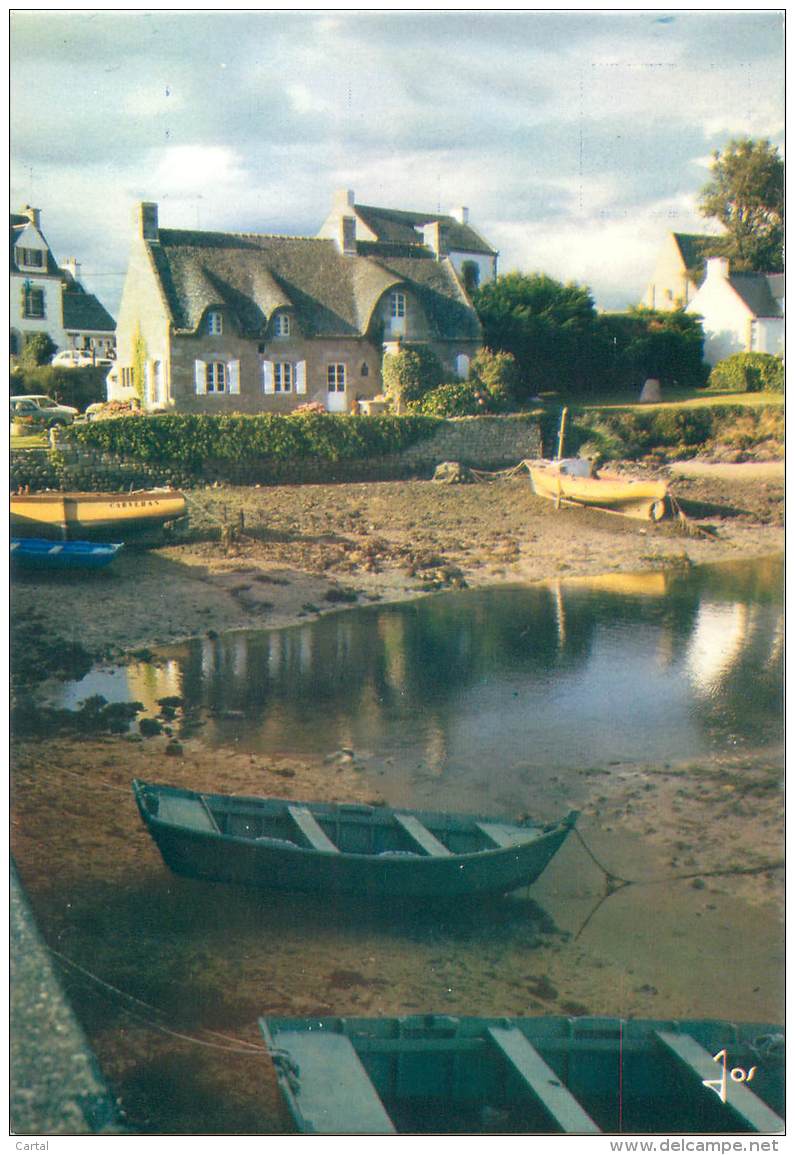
[639,378,662,403]
[432,461,473,484]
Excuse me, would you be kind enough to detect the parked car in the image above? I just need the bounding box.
[52,349,114,368]
[10,395,78,426]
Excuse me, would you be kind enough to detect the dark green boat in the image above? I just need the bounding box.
[132,780,576,899]
[260,1015,784,1135]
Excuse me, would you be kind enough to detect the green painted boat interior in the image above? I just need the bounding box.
[261,1016,784,1135]
[137,784,554,858]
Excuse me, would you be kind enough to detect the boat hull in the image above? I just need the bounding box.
[11,538,123,571]
[133,781,575,899]
[10,490,187,539]
[530,468,669,521]
[261,1014,785,1135]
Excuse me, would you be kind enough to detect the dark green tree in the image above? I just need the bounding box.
[18,332,57,368]
[473,273,600,397]
[699,138,784,272]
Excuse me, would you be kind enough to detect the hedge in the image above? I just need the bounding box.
[10,364,108,411]
[707,352,784,394]
[64,411,442,469]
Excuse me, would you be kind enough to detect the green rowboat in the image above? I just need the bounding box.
[132,780,576,899]
[260,1015,784,1135]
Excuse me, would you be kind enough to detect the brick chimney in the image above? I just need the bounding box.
[421,220,449,257]
[333,188,356,212]
[63,257,81,284]
[449,206,469,225]
[138,201,159,242]
[23,205,41,229]
[705,256,730,280]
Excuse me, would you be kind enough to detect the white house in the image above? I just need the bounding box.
[318,189,499,291]
[686,258,784,366]
[10,206,115,358]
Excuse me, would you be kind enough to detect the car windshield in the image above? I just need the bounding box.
[31,398,56,408]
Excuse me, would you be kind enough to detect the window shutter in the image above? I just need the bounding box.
[194,360,207,395]
[295,361,307,395]
[263,360,275,394]
[228,360,240,394]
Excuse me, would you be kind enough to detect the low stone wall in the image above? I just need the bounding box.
[10,414,541,492]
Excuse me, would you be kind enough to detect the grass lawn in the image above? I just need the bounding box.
[534,387,783,413]
[10,431,49,450]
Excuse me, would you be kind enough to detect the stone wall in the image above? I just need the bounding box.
[10,414,541,492]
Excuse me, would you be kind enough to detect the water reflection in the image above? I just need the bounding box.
[53,558,783,814]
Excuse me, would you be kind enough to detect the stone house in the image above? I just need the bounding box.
[686,257,784,366]
[111,197,489,413]
[641,232,725,311]
[9,206,116,358]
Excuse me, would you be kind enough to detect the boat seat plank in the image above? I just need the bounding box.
[487,1026,601,1134]
[655,1031,783,1133]
[476,822,537,849]
[393,813,452,857]
[271,1032,396,1134]
[156,794,219,834]
[287,805,340,853]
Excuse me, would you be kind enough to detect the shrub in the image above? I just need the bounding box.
[382,345,445,411]
[19,333,57,367]
[408,382,483,417]
[708,352,784,394]
[65,412,441,468]
[468,348,520,411]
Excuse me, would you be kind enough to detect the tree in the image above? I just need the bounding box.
[596,309,708,389]
[18,332,57,368]
[473,273,600,397]
[699,138,784,272]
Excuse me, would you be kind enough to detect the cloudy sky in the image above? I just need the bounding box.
[10,9,784,317]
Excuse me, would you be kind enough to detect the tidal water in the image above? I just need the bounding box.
[24,555,784,1133]
[53,556,784,819]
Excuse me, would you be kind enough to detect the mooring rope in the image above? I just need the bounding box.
[47,946,263,1056]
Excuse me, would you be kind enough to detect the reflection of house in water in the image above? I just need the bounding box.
[685,600,782,700]
[125,659,183,712]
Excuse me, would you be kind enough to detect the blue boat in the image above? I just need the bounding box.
[10,538,123,570]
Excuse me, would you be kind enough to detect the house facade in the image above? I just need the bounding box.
[686,257,784,366]
[10,207,116,358]
[641,232,725,312]
[111,198,487,413]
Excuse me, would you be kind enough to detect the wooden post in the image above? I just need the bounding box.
[556,407,568,461]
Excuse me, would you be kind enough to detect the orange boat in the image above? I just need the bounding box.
[529,461,669,522]
[10,489,187,539]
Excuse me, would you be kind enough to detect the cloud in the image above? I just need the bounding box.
[9,10,783,319]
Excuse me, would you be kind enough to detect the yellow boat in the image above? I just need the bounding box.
[529,463,669,522]
[10,489,187,539]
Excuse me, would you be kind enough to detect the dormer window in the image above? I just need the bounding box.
[17,247,44,270]
[207,311,223,335]
[273,313,291,337]
[390,292,406,318]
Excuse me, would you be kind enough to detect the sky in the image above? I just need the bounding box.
[9,9,784,318]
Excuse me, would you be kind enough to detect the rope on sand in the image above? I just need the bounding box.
[570,826,783,940]
[48,946,264,1056]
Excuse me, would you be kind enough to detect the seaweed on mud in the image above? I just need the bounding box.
[11,694,144,739]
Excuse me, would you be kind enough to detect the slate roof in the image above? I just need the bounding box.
[672,233,725,280]
[729,273,783,318]
[62,284,116,332]
[147,228,481,341]
[355,204,497,256]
